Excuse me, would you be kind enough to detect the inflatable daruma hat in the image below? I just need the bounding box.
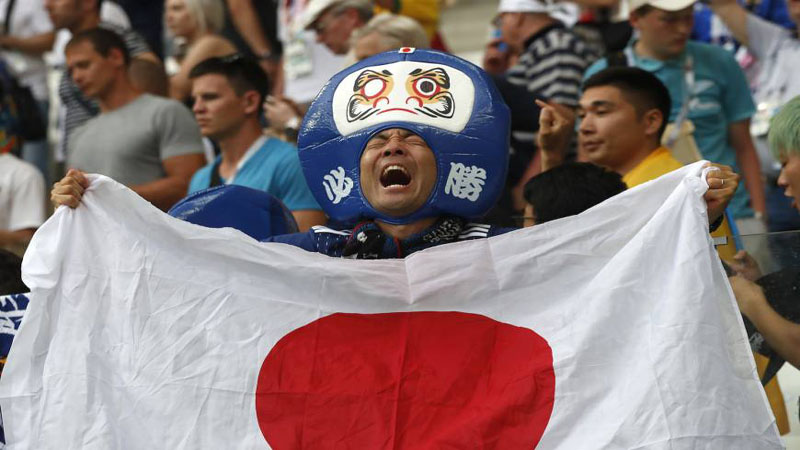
[298,48,511,225]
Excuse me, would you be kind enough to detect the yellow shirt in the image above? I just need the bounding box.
[624,147,789,434]
[622,147,683,188]
[375,0,439,39]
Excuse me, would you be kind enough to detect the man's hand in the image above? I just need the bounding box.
[703,163,739,224]
[51,169,89,209]
[536,99,575,171]
[728,250,763,281]
[729,275,766,318]
[264,96,302,130]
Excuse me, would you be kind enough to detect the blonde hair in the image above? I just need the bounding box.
[351,13,430,54]
[183,0,225,35]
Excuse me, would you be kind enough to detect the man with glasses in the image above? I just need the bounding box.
[187,55,326,231]
[302,0,373,56]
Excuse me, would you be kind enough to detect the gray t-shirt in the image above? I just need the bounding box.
[67,94,203,186]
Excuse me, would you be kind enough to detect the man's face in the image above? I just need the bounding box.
[65,41,120,99]
[630,6,694,60]
[44,0,83,30]
[312,7,359,55]
[578,86,650,171]
[353,32,389,62]
[788,0,800,25]
[360,128,437,217]
[191,73,251,140]
[495,12,523,49]
[778,153,800,210]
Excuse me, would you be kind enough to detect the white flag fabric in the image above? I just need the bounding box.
[0,163,783,449]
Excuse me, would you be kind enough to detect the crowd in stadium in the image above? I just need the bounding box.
[2,0,800,442]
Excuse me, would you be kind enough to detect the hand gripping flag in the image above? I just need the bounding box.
[0,163,783,449]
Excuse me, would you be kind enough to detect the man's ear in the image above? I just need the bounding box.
[629,11,643,30]
[108,47,126,69]
[242,91,262,115]
[643,108,664,137]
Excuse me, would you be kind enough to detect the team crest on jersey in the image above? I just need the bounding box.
[332,61,475,136]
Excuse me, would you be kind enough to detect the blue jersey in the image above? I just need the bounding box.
[265,216,514,258]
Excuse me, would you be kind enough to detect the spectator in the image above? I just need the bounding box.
[584,0,766,232]
[497,0,598,108]
[522,162,627,227]
[693,0,794,49]
[350,13,430,61]
[0,94,45,254]
[188,55,326,231]
[539,67,739,257]
[710,0,800,232]
[374,0,446,50]
[164,0,236,102]
[0,150,46,256]
[264,12,429,142]
[303,0,373,56]
[64,28,205,211]
[0,0,54,185]
[44,0,168,161]
[53,50,739,261]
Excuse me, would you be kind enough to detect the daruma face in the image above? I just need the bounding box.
[332,61,475,137]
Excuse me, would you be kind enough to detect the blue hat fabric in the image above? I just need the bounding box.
[298,48,510,225]
[168,185,298,240]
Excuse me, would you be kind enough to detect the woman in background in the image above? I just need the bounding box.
[165,0,237,102]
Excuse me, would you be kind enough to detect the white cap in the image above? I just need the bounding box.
[497,0,581,26]
[301,0,342,30]
[628,0,696,12]
[498,0,549,13]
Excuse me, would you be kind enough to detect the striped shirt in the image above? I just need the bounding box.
[505,23,598,107]
[57,22,151,159]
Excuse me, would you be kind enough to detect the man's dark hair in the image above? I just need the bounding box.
[0,249,27,295]
[66,27,131,66]
[189,54,270,116]
[523,162,627,224]
[583,66,671,139]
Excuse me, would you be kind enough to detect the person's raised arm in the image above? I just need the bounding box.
[130,153,206,211]
[710,0,750,47]
[729,119,766,217]
[169,37,237,101]
[535,99,575,172]
[225,0,280,85]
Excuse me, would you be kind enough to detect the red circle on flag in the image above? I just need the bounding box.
[255,311,556,448]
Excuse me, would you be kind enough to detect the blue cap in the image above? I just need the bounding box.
[168,185,298,240]
[298,48,510,224]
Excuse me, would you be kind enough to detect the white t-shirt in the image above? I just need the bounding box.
[0,153,46,231]
[278,1,344,104]
[0,0,53,100]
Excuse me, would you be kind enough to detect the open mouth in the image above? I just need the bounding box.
[380,165,411,188]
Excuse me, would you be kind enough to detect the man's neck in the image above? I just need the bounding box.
[375,217,438,241]
[98,78,142,113]
[613,142,662,176]
[70,15,101,34]
[217,121,264,179]
[633,40,681,61]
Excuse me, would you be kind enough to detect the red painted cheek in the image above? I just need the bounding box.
[255,311,556,449]
[406,97,423,108]
[373,97,390,108]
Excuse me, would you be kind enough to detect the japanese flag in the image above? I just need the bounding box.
[0,164,783,449]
